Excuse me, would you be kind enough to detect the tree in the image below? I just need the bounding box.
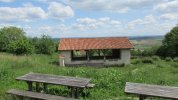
[0,26,25,51]
[32,35,55,55]
[156,25,178,57]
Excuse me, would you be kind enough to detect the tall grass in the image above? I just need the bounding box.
[0,52,178,100]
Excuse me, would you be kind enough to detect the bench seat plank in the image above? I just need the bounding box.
[7,89,75,100]
[125,82,178,99]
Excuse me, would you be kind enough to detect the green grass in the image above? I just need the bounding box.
[0,53,178,100]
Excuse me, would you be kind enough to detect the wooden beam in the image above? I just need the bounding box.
[87,50,90,61]
[26,81,32,91]
[125,82,178,99]
[43,83,47,93]
[71,87,75,98]
[7,89,75,100]
[75,88,79,98]
[36,82,40,92]
[139,95,146,100]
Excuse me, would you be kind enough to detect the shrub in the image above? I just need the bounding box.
[142,57,154,64]
[131,49,142,57]
[6,38,34,55]
[152,56,160,61]
[142,46,160,57]
[0,26,26,51]
[173,57,178,62]
[31,35,55,55]
[131,58,142,64]
[165,57,173,62]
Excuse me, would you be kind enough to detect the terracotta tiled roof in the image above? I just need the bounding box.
[58,37,133,50]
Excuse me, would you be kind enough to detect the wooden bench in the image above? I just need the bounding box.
[16,73,92,98]
[125,82,178,100]
[7,89,76,100]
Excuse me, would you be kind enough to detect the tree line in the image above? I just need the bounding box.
[0,25,178,57]
[0,26,56,55]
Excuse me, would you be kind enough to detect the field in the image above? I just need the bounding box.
[131,39,162,50]
[0,52,178,100]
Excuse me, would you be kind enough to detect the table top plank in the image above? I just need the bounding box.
[125,82,178,99]
[16,73,91,88]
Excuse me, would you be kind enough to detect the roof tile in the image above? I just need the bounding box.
[58,37,133,50]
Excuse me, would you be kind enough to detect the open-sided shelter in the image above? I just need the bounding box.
[58,37,133,66]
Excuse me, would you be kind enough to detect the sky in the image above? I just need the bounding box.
[0,0,178,38]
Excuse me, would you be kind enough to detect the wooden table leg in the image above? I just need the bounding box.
[75,88,79,98]
[70,87,75,98]
[43,83,47,93]
[36,82,40,92]
[80,88,85,98]
[139,95,146,100]
[27,81,33,91]
[67,86,71,97]
[19,96,23,100]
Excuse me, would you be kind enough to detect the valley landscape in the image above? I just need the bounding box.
[0,36,178,100]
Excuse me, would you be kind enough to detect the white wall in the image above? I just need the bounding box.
[59,49,131,66]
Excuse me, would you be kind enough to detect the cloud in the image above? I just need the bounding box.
[66,0,163,13]
[0,2,74,23]
[127,15,157,29]
[47,2,74,20]
[160,13,178,20]
[154,0,178,13]
[0,0,14,2]
[73,17,122,30]
[0,4,47,22]
[154,0,178,21]
[77,18,96,24]
[28,24,69,37]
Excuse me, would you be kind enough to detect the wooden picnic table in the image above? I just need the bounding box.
[125,82,178,100]
[16,73,91,98]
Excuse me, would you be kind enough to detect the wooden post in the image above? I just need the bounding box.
[87,50,90,62]
[103,51,106,62]
[71,87,75,98]
[67,86,71,97]
[27,81,33,91]
[36,82,40,92]
[43,83,47,93]
[75,88,79,98]
[80,88,85,98]
[19,96,24,100]
[139,95,146,100]
[68,86,75,98]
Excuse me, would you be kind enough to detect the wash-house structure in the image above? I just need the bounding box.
[58,37,133,66]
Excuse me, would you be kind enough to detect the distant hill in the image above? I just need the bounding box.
[128,35,164,40]
[53,35,164,42]
[52,38,60,42]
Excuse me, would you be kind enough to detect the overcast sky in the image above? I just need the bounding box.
[0,0,177,38]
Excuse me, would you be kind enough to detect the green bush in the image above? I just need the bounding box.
[152,56,160,61]
[131,49,142,57]
[173,57,178,62]
[142,57,154,64]
[31,35,55,55]
[165,57,173,62]
[0,26,26,52]
[131,58,142,64]
[6,38,34,55]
